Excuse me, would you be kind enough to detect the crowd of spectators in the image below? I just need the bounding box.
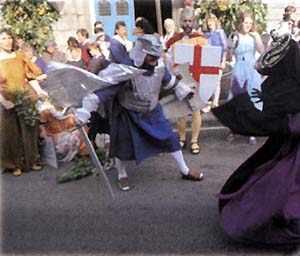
[1,4,299,177]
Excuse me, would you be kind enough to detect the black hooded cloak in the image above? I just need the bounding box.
[211,39,300,246]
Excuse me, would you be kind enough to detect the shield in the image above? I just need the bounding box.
[160,63,205,119]
[173,43,222,103]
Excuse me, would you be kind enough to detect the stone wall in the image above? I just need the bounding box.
[51,0,93,52]
[2,0,300,49]
[263,0,300,32]
[50,0,300,55]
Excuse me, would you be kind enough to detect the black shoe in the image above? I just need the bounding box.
[182,170,204,181]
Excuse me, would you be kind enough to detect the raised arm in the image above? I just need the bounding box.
[251,31,265,54]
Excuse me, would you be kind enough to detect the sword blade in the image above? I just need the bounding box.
[79,127,115,200]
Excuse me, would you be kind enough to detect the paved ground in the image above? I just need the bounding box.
[1,113,299,256]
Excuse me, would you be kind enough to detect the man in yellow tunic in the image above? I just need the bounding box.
[165,2,207,154]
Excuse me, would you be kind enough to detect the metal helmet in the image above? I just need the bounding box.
[179,2,195,29]
[129,34,163,67]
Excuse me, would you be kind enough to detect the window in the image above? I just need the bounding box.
[116,0,129,16]
[98,0,111,16]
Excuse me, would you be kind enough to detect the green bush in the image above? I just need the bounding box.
[1,0,60,55]
[195,0,268,36]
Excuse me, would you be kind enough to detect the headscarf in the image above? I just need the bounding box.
[256,30,300,83]
[257,31,300,115]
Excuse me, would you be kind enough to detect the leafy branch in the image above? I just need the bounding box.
[1,0,60,55]
[13,89,45,127]
[195,0,268,36]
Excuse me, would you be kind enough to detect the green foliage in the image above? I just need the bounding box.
[13,89,45,127]
[1,0,60,55]
[56,149,108,184]
[195,0,268,36]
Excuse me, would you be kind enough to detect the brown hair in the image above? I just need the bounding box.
[284,5,296,14]
[94,21,103,27]
[88,42,101,51]
[203,13,221,31]
[283,6,296,22]
[235,12,256,33]
[0,28,17,51]
[114,21,126,35]
[76,28,89,39]
[67,36,80,49]
[19,42,33,52]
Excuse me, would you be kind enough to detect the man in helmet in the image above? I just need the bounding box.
[165,3,208,155]
[75,34,204,191]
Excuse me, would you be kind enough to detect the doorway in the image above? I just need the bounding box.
[134,0,172,35]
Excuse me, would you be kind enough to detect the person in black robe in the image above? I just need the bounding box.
[212,31,300,247]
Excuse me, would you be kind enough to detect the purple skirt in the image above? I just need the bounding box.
[219,136,300,246]
[212,94,300,246]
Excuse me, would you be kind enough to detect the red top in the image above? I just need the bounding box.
[81,43,92,71]
[165,32,206,50]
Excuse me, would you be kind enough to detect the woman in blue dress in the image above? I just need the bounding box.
[228,12,265,144]
[204,13,228,108]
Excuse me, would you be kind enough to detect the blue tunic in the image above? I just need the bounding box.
[34,57,47,88]
[109,38,133,66]
[206,28,228,61]
[95,69,181,164]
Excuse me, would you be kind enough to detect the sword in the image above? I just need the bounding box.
[77,124,115,200]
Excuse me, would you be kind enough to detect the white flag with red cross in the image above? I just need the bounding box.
[173,43,222,103]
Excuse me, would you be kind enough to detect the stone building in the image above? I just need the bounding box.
[1,0,300,51]
[50,0,300,51]
[263,0,300,32]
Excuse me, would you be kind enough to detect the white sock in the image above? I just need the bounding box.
[115,157,128,180]
[170,150,189,175]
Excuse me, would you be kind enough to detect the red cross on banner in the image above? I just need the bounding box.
[189,45,220,82]
[173,43,221,83]
[173,43,222,103]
